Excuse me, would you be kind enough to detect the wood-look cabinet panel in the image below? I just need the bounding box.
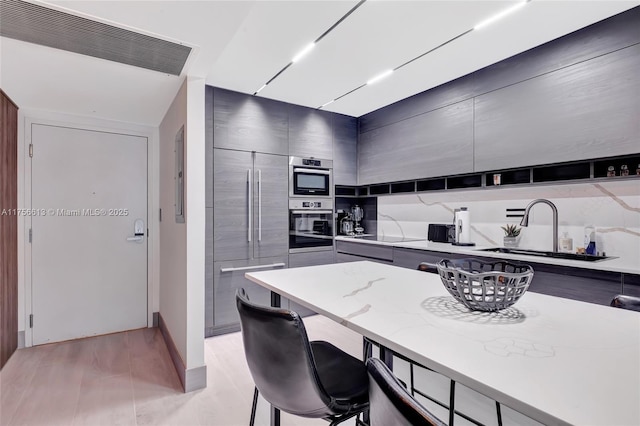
[1,90,18,369]
[252,153,289,259]
[213,87,289,155]
[336,241,394,262]
[473,8,640,97]
[332,114,357,186]
[288,105,333,159]
[213,149,252,262]
[358,99,474,185]
[359,75,476,134]
[527,267,621,306]
[474,44,640,172]
[212,258,287,330]
[392,248,463,270]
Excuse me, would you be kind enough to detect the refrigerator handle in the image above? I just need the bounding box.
[258,169,262,242]
[247,169,252,242]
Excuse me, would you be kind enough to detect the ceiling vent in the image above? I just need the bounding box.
[0,0,192,76]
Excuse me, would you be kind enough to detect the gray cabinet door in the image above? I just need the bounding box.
[332,114,357,186]
[474,44,640,171]
[213,87,289,155]
[253,153,289,259]
[392,248,461,270]
[335,241,394,263]
[212,258,287,331]
[288,105,333,159]
[213,149,252,262]
[358,99,474,185]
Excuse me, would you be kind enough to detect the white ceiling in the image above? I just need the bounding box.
[0,0,637,126]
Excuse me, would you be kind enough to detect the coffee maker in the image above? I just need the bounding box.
[337,210,354,236]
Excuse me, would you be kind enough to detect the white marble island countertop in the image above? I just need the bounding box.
[246,261,640,426]
[335,236,640,274]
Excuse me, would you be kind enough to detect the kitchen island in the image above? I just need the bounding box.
[246,261,640,426]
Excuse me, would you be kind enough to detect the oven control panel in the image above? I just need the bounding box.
[289,198,334,210]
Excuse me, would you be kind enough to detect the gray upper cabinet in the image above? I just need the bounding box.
[332,114,358,186]
[213,87,288,155]
[358,99,474,185]
[253,153,289,259]
[288,105,333,159]
[474,44,640,172]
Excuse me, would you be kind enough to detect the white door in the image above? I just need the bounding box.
[31,124,148,345]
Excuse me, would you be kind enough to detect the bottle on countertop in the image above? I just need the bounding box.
[584,225,596,256]
[559,232,573,253]
[636,164,640,175]
[607,165,616,177]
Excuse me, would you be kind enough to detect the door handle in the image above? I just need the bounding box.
[258,169,262,242]
[247,169,252,243]
[220,263,286,273]
[126,218,145,243]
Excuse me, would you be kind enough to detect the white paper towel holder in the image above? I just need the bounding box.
[452,207,476,246]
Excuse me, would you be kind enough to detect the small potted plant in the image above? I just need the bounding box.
[501,224,521,248]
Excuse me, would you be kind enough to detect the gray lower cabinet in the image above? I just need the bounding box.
[391,246,626,307]
[358,99,474,185]
[526,265,622,306]
[392,247,464,270]
[335,241,393,264]
[288,250,336,317]
[474,44,640,171]
[210,258,288,335]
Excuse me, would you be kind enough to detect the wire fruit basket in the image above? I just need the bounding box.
[436,259,534,312]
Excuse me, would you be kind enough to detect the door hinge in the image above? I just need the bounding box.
[29,314,33,328]
[29,228,32,243]
[159,208,162,222]
[29,144,33,157]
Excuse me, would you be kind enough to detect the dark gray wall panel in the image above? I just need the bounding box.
[359,99,474,185]
[213,87,289,155]
[332,113,358,185]
[474,44,640,171]
[288,105,333,159]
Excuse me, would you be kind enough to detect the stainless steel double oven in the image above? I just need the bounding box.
[288,157,334,253]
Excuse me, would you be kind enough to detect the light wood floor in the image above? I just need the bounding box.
[0,315,363,426]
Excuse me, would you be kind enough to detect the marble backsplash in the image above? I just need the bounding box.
[377,180,640,261]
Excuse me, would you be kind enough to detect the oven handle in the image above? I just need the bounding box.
[247,169,252,242]
[293,168,331,175]
[290,210,334,215]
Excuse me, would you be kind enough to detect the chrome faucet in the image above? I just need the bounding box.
[520,199,559,252]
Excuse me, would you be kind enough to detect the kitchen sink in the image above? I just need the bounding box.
[475,247,613,262]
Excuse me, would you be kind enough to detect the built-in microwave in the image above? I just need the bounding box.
[289,156,333,198]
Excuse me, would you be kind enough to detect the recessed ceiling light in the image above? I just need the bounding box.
[474,1,527,30]
[366,69,394,85]
[254,84,267,95]
[319,99,335,109]
[292,42,315,63]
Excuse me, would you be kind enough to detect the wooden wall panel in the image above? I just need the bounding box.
[0,89,18,369]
